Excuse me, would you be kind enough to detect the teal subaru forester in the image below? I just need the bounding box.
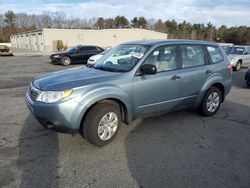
[25,40,232,146]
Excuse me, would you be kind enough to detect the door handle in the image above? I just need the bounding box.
[205,70,213,75]
[171,75,181,80]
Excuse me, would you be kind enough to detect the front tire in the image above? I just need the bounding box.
[200,86,222,116]
[61,56,71,66]
[82,103,121,146]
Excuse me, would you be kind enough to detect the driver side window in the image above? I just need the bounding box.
[144,45,177,72]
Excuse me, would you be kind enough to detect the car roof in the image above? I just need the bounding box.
[76,45,100,48]
[122,39,218,46]
[231,45,249,48]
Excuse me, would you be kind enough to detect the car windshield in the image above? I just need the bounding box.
[94,44,149,72]
[227,47,245,55]
[100,48,111,55]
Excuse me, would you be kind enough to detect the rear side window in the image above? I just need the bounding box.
[80,46,97,51]
[180,45,205,68]
[206,46,224,63]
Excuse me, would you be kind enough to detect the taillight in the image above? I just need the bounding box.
[227,64,232,74]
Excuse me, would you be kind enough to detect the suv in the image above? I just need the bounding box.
[226,45,250,71]
[25,40,232,146]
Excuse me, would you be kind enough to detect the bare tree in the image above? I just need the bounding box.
[95,17,105,29]
[0,14,5,27]
[40,13,53,28]
[53,12,66,29]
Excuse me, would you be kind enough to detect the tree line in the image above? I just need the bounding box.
[0,10,249,45]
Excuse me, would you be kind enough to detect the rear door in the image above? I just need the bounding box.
[86,46,102,60]
[133,45,182,116]
[177,44,211,108]
[76,46,89,63]
[243,47,250,66]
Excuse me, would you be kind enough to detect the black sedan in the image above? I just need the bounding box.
[50,45,104,66]
[245,68,250,87]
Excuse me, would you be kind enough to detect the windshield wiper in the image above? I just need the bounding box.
[94,66,125,72]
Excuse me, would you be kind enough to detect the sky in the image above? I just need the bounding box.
[0,0,250,27]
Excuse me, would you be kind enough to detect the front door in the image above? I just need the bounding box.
[133,45,181,116]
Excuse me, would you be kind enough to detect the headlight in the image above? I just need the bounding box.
[53,55,60,58]
[37,89,73,103]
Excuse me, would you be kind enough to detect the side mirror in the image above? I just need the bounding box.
[140,64,157,75]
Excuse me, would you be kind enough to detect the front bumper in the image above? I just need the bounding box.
[50,57,61,64]
[25,92,83,133]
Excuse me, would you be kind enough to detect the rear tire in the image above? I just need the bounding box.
[61,56,71,66]
[82,103,121,146]
[233,61,242,71]
[199,86,222,116]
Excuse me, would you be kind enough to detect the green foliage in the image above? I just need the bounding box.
[0,10,249,45]
[114,16,129,28]
[131,17,148,28]
[4,10,16,28]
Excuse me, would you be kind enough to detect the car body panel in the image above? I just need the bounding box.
[87,54,103,65]
[133,70,181,115]
[245,68,250,86]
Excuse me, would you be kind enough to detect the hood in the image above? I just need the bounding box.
[89,54,103,61]
[33,67,122,91]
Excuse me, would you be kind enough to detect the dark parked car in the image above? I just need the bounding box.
[245,68,250,87]
[0,45,13,56]
[50,45,104,66]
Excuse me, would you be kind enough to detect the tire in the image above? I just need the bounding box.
[199,86,222,116]
[233,61,242,71]
[61,56,71,66]
[82,103,121,146]
[247,83,250,87]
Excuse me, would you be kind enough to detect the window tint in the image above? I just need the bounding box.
[79,46,96,51]
[207,46,224,63]
[143,45,177,72]
[181,45,205,68]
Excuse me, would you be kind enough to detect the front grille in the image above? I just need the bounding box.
[28,85,40,101]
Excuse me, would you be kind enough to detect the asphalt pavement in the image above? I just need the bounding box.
[0,55,249,188]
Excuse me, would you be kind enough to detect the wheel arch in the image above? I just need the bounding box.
[196,75,226,107]
[79,97,130,134]
[211,83,225,101]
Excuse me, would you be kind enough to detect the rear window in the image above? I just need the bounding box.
[206,46,224,63]
[180,45,205,68]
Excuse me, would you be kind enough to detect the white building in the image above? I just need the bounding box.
[10,28,168,52]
